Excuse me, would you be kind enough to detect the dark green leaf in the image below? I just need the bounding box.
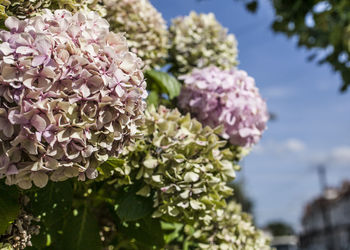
[145,70,181,99]
[116,188,153,221]
[0,184,20,234]
[120,218,165,248]
[60,207,102,250]
[29,181,73,248]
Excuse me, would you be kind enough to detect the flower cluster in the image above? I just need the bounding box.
[113,105,240,222]
[180,201,271,250]
[168,12,238,75]
[0,10,147,189]
[0,0,106,25]
[103,0,168,69]
[178,66,268,148]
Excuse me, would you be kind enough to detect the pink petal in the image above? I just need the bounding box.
[16,46,36,55]
[5,16,25,32]
[0,43,14,55]
[32,55,46,67]
[31,114,47,132]
[6,164,18,175]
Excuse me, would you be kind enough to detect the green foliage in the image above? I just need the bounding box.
[115,186,154,221]
[61,207,102,250]
[265,221,295,236]
[0,184,20,235]
[145,70,181,107]
[271,0,350,91]
[118,218,165,249]
[28,181,73,249]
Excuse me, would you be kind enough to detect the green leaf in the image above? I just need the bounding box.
[145,70,181,99]
[29,181,73,248]
[146,90,159,107]
[119,218,165,248]
[116,187,153,221]
[0,184,20,234]
[161,222,184,244]
[61,207,102,250]
[98,157,125,177]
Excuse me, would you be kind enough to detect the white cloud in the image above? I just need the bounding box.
[252,138,306,155]
[330,146,350,166]
[309,146,350,167]
[284,138,306,152]
[262,86,294,99]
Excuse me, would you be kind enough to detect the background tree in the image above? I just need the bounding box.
[265,221,295,236]
[271,0,350,92]
[200,0,350,91]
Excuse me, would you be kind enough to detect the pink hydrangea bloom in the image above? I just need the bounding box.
[178,66,268,148]
[0,10,147,189]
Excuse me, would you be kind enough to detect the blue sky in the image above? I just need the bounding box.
[151,0,350,230]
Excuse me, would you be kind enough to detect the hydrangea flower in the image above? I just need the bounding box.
[178,66,268,148]
[102,0,168,69]
[0,0,106,25]
[168,12,238,75]
[112,105,240,222]
[176,201,271,250]
[0,9,147,189]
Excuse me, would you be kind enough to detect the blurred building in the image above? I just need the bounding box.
[300,181,350,250]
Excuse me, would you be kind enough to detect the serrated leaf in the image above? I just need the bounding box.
[145,70,181,99]
[0,184,20,234]
[61,207,102,250]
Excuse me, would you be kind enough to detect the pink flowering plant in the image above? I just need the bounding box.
[0,6,272,250]
[0,9,147,189]
[178,66,269,148]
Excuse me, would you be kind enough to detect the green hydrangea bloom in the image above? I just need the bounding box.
[170,201,271,250]
[169,12,239,75]
[102,0,168,69]
[113,106,242,223]
[0,0,105,26]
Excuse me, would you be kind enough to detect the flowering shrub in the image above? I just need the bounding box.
[103,0,168,69]
[0,2,272,249]
[178,66,268,148]
[170,201,271,249]
[0,0,106,24]
[114,105,240,222]
[168,12,238,75]
[0,10,147,189]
